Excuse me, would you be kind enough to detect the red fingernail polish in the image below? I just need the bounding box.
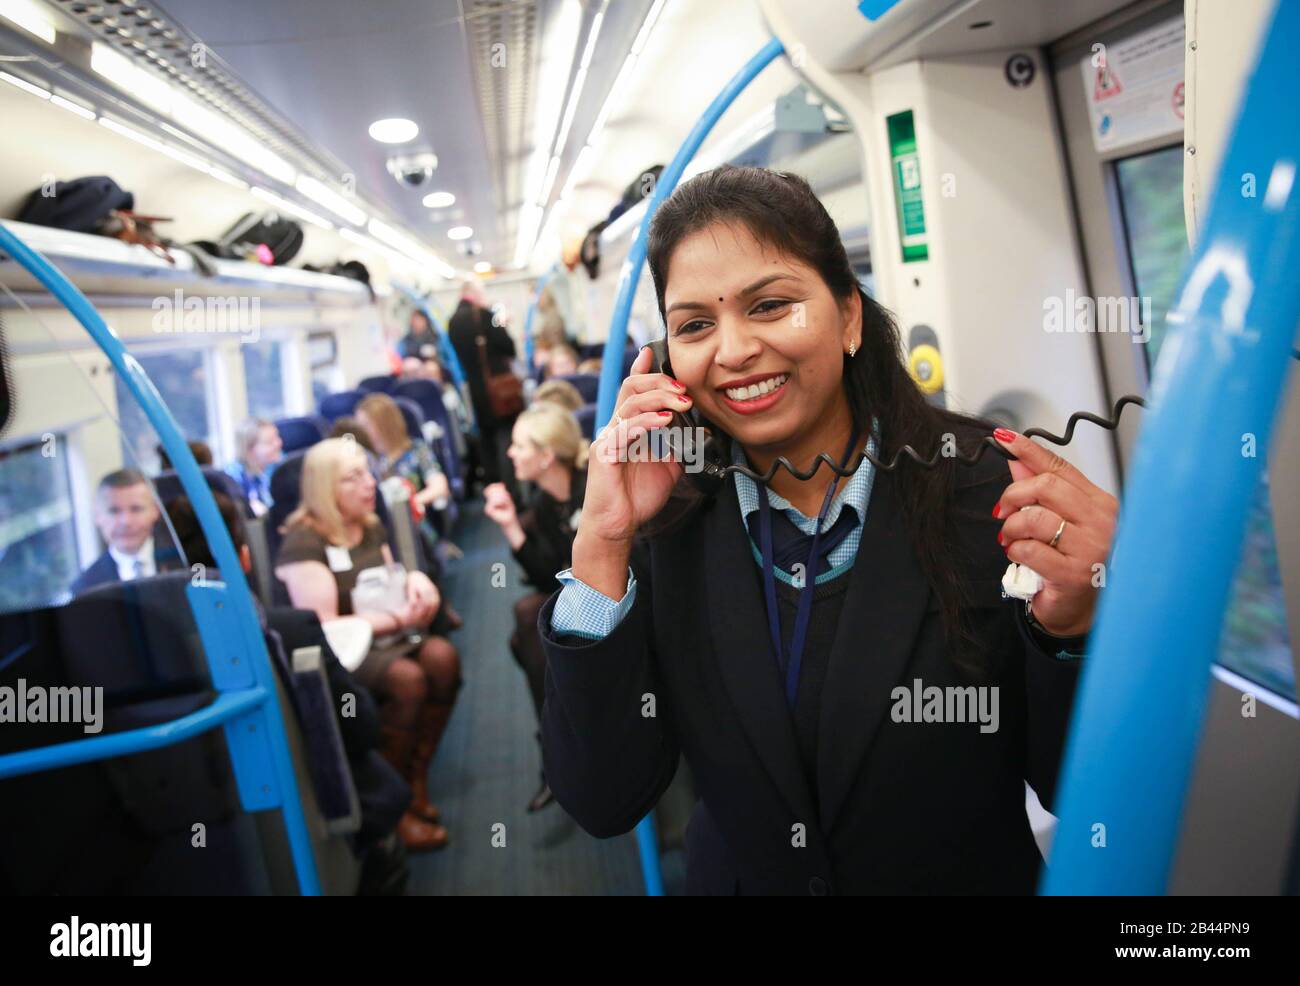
[992,504,1001,519]
[997,532,1003,544]
[671,378,685,390]
[994,427,1017,443]
[659,411,672,417]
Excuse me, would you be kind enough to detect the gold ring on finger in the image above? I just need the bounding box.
[1048,519,1066,549]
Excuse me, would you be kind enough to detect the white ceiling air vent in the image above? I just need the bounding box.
[461,0,540,245]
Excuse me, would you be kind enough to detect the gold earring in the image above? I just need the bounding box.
[848,342,857,358]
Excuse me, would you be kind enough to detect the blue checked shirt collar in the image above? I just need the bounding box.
[732,426,879,561]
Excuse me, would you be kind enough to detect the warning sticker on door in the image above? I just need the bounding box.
[1081,16,1184,153]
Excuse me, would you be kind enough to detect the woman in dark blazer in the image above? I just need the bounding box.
[538,166,1119,895]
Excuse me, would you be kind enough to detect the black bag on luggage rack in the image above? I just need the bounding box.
[200,211,305,265]
[16,175,134,233]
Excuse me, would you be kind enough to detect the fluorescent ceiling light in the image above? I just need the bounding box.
[369,117,418,143]
[473,261,492,274]
[50,94,96,120]
[369,218,457,278]
[171,91,296,185]
[208,168,249,190]
[631,0,667,55]
[540,155,561,204]
[90,43,298,186]
[513,203,543,268]
[586,0,665,148]
[422,191,455,208]
[579,3,607,69]
[0,0,56,45]
[296,174,367,226]
[99,116,212,176]
[548,0,606,162]
[447,226,473,241]
[0,70,48,99]
[91,42,173,115]
[559,143,595,199]
[251,186,333,230]
[526,0,582,206]
[588,52,637,144]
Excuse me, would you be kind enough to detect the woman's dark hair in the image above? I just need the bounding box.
[646,165,993,673]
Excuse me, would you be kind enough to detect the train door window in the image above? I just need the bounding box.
[1113,147,1293,699]
[307,332,341,407]
[1113,145,1188,368]
[114,348,216,475]
[0,436,80,613]
[242,339,287,420]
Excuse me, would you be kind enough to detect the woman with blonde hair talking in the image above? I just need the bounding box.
[274,438,461,851]
[484,402,589,812]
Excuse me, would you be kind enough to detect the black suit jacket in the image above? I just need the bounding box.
[69,529,182,596]
[540,440,1082,895]
[69,551,119,596]
[448,299,516,426]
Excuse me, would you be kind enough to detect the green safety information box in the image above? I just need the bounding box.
[887,110,929,263]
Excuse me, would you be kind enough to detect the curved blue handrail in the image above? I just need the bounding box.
[0,689,267,780]
[595,36,786,427]
[0,222,323,895]
[1042,0,1300,894]
[589,36,786,897]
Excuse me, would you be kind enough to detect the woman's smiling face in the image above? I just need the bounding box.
[661,221,860,458]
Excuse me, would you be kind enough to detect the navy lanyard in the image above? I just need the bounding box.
[756,428,861,708]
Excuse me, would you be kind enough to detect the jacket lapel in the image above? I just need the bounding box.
[704,481,819,828]
[816,468,932,830]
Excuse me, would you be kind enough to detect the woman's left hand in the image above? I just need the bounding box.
[992,429,1118,637]
[406,569,442,625]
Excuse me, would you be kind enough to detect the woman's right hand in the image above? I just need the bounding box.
[579,346,688,547]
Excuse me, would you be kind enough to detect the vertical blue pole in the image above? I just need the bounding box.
[1042,0,1300,894]
[0,223,323,895]
[589,36,785,896]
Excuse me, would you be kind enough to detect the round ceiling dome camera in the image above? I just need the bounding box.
[386,151,439,187]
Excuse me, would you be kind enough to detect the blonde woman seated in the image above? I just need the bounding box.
[483,402,588,812]
[274,437,461,851]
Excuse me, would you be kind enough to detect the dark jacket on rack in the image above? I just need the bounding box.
[538,442,1083,895]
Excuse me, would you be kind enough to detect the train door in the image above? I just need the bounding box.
[1051,0,1299,893]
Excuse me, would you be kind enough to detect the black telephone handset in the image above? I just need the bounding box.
[645,337,728,496]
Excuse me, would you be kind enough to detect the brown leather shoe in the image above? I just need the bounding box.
[397,809,449,852]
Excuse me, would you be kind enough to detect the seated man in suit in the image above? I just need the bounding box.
[71,468,176,594]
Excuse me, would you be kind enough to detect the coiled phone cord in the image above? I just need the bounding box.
[723,394,1147,486]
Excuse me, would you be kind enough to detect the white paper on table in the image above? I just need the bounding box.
[321,616,373,672]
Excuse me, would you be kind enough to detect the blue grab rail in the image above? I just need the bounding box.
[1042,0,1300,894]
[592,36,786,896]
[0,689,266,779]
[0,221,323,895]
